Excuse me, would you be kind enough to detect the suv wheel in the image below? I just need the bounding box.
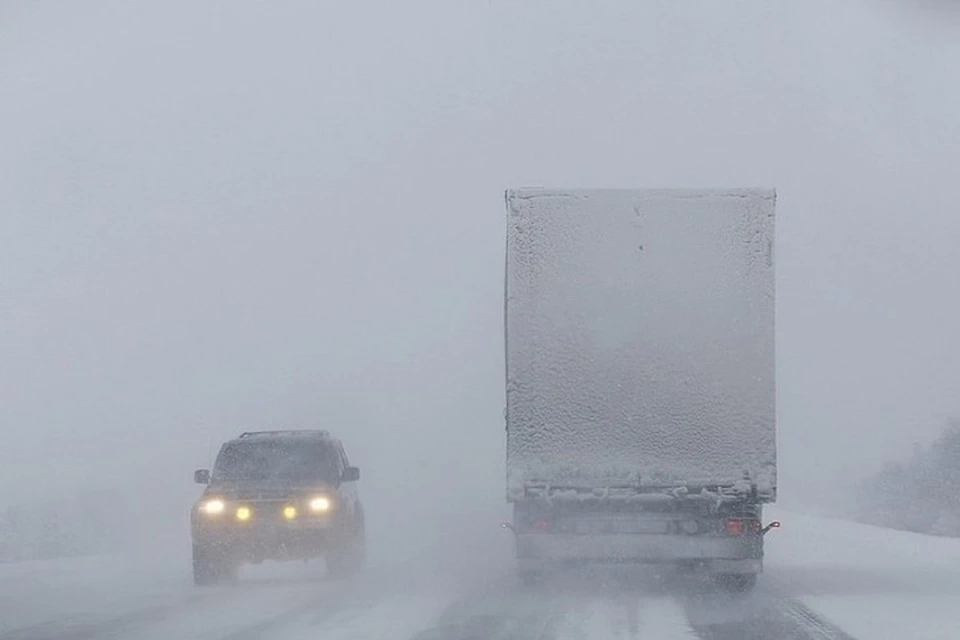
[327,522,365,579]
[193,543,237,586]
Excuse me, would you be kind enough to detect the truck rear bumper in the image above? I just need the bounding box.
[515,534,763,574]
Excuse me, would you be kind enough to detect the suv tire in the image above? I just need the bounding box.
[193,543,237,586]
[326,521,365,579]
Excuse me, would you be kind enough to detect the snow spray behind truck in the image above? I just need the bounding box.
[503,189,778,590]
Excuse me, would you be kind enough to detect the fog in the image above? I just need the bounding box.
[2,0,960,573]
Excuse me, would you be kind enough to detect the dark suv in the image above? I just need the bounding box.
[190,429,364,585]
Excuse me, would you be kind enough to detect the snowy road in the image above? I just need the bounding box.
[0,569,852,640]
[2,509,958,639]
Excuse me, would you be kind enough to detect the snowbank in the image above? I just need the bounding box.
[768,508,960,640]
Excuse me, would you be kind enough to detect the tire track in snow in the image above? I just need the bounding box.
[682,592,858,640]
[547,595,698,640]
[534,597,591,640]
[278,595,454,640]
[546,598,633,640]
[781,601,858,640]
[413,580,700,640]
[214,596,367,640]
[192,573,403,640]
[410,582,570,640]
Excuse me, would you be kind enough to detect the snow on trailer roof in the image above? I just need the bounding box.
[522,483,756,507]
[504,188,776,501]
[234,430,333,441]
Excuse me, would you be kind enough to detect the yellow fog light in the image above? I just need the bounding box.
[236,506,252,521]
[201,499,225,515]
[309,496,331,513]
[283,506,298,520]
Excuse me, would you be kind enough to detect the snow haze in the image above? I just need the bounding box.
[2,0,960,574]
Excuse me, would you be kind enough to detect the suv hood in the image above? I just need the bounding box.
[204,481,335,501]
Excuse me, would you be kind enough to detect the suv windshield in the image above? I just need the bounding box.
[211,441,339,485]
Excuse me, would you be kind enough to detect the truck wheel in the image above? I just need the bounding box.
[716,573,757,593]
[192,544,236,586]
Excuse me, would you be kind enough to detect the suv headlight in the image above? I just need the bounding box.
[309,496,332,513]
[200,499,225,515]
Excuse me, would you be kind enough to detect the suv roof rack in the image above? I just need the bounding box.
[237,429,331,439]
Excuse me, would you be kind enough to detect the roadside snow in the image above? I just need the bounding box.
[0,552,188,635]
[767,507,960,640]
[767,508,960,569]
[801,596,958,640]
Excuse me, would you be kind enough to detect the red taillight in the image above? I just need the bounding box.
[725,519,744,535]
[534,517,554,532]
[725,518,760,535]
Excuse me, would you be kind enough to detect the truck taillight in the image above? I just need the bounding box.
[725,518,760,535]
[534,517,554,532]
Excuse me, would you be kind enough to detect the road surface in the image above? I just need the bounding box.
[1,508,957,639]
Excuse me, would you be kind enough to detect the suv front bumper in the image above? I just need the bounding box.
[192,508,340,560]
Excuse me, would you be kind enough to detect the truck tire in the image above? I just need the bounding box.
[192,544,236,586]
[716,573,757,593]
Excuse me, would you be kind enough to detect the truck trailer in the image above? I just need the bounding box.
[503,188,777,590]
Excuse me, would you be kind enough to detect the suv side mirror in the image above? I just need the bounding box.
[194,469,211,484]
[341,467,360,482]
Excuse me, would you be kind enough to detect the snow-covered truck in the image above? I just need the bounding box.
[503,188,778,590]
